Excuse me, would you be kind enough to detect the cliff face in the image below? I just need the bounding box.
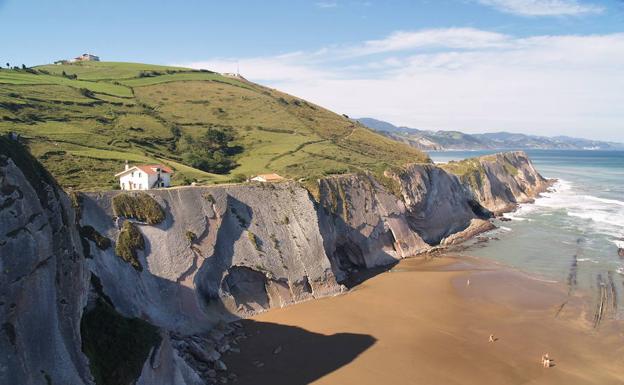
[442,151,551,214]
[0,138,91,385]
[81,183,341,333]
[1,143,549,385]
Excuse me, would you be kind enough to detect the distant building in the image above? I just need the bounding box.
[222,72,246,80]
[54,60,69,65]
[115,162,173,190]
[250,173,284,183]
[73,53,100,62]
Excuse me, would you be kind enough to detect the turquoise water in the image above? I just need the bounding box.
[429,150,624,316]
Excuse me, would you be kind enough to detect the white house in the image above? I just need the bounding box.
[73,53,100,62]
[115,163,173,190]
[250,173,284,183]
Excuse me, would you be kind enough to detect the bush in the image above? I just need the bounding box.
[79,88,95,98]
[115,221,144,271]
[179,128,242,174]
[185,230,197,243]
[112,193,165,224]
[231,173,247,183]
[247,231,262,251]
[202,192,215,203]
[80,225,111,250]
[81,298,161,385]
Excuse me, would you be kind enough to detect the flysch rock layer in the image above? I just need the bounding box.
[0,144,550,385]
[0,142,91,385]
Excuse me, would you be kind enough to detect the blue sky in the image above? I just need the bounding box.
[2,0,624,141]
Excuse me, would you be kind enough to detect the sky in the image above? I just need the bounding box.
[1,0,624,142]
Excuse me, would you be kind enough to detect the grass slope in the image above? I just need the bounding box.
[1,61,429,190]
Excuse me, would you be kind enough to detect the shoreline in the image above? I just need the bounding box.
[222,254,624,385]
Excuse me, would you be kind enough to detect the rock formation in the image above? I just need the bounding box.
[442,151,551,214]
[0,138,91,385]
[0,142,550,385]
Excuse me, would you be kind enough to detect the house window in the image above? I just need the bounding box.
[131,172,134,177]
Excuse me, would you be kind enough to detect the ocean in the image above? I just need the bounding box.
[429,149,624,317]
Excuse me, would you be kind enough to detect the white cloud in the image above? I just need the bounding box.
[351,28,510,55]
[315,2,338,8]
[177,29,624,142]
[478,0,604,16]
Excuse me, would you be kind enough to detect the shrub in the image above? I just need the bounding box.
[115,221,144,271]
[112,193,165,224]
[79,88,95,98]
[81,298,161,385]
[202,192,215,203]
[247,231,261,251]
[185,230,197,243]
[230,206,248,227]
[231,173,247,183]
[80,225,112,250]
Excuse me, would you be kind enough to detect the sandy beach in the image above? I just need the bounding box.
[223,256,624,385]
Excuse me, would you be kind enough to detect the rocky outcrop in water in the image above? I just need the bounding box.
[1,141,549,385]
[442,151,551,214]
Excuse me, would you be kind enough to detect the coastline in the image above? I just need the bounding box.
[222,255,624,385]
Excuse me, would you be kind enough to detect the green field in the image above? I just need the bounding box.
[0,61,429,191]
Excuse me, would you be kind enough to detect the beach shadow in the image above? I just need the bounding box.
[340,262,398,289]
[224,319,376,385]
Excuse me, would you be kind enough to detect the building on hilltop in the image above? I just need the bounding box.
[250,173,284,183]
[73,53,100,62]
[115,162,173,190]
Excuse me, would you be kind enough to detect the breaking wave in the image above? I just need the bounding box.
[509,179,624,244]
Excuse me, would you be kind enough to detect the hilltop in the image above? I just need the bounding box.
[357,117,624,151]
[0,61,429,190]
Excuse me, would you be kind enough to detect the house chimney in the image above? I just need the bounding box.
[124,160,129,171]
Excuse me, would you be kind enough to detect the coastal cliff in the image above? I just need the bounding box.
[0,138,91,385]
[442,151,551,214]
[0,143,549,385]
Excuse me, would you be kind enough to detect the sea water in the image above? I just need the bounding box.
[429,150,624,315]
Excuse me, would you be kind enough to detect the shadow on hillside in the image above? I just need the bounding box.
[223,319,376,385]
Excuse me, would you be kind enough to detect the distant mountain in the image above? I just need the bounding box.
[356,118,624,151]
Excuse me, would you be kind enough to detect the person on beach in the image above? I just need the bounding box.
[542,354,551,368]
[489,334,495,342]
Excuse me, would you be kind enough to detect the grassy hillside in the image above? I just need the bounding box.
[0,61,429,190]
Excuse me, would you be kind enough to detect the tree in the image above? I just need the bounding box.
[180,128,240,174]
[5,63,9,68]
[21,64,26,69]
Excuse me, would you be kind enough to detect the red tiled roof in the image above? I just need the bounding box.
[253,173,284,181]
[135,164,173,175]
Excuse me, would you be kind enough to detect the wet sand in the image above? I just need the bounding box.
[224,256,624,385]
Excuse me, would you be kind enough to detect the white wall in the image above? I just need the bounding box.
[119,169,171,190]
[119,170,149,190]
